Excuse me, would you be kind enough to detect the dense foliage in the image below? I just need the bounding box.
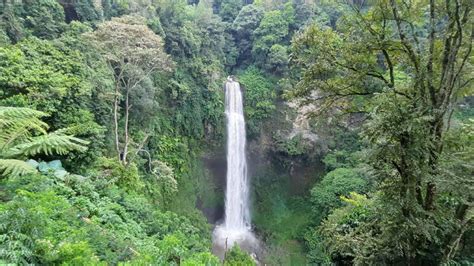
[289,0,473,264]
[0,0,472,265]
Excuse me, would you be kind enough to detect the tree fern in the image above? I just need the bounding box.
[0,107,48,150]
[0,106,89,177]
[0,159,36,177]
[6,132,89,157]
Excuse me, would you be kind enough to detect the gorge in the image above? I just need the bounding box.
[0,1,472,265]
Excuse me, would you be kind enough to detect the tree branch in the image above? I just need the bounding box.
[390,0,421,74]
[427,0,437,105]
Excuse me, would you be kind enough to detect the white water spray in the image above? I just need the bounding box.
[213,77,258,256]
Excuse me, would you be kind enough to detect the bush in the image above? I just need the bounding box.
[224,245,255,266]
[310,168,368,222]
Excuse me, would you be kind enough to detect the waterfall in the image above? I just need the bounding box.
[213,77,258,257]
[223,77,250,231]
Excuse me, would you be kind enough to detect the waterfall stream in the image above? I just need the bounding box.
[223,78,250,231]
[213,77,259,259]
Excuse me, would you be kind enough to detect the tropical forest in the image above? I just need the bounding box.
[0,0,472,265]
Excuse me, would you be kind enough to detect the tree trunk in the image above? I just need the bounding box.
[425,117,444,210]
[122,89,130,165]
[114,85,120,161]
[442,204,471,262]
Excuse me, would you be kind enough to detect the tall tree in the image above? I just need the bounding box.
[88,15,173,165]
[252,3,294,73]
[231,4,264,65]
[0,0,66,41]
[291,0,473,263]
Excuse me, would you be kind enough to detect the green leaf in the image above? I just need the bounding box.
[0,159,37,177]
[7,132,89,157]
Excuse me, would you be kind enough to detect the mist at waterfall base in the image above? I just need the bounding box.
[212,78,260,260]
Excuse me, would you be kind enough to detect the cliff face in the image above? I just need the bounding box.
[200,98,326,224]
[253,98,326,184]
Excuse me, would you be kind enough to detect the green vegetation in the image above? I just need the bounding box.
[0,107,88,177]
[239,66,276,137]
[223,245,255,266]
[289,0,473,264]
[310,168,368,223]
[0,0,472,265]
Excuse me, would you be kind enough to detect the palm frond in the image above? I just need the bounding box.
[0,159,36,177]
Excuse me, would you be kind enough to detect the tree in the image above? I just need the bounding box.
[310,168,368,222]
[0,0,66,42]
[58,0,102,22]
[252,3,294,73]
[291,0,473,263]
[218,0,244,22]
[154,0,228,142]
[88,15,173,165]
[252,9,288,64]
[0,36,108,169]
[231,4,264,65]
[0,107,87,177]
[291,0,316,30]
[318,192,376,264]
[266,44,288,75]
[151,160,178,205]
[0,0,24,42]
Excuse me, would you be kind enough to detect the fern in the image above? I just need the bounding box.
[0,107,48,150]
[7,132,89,157]
[0,107,89,177]
[0,159,37,176]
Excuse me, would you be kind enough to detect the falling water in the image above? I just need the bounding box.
[213,77,258,259]
[223,77,250,231]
